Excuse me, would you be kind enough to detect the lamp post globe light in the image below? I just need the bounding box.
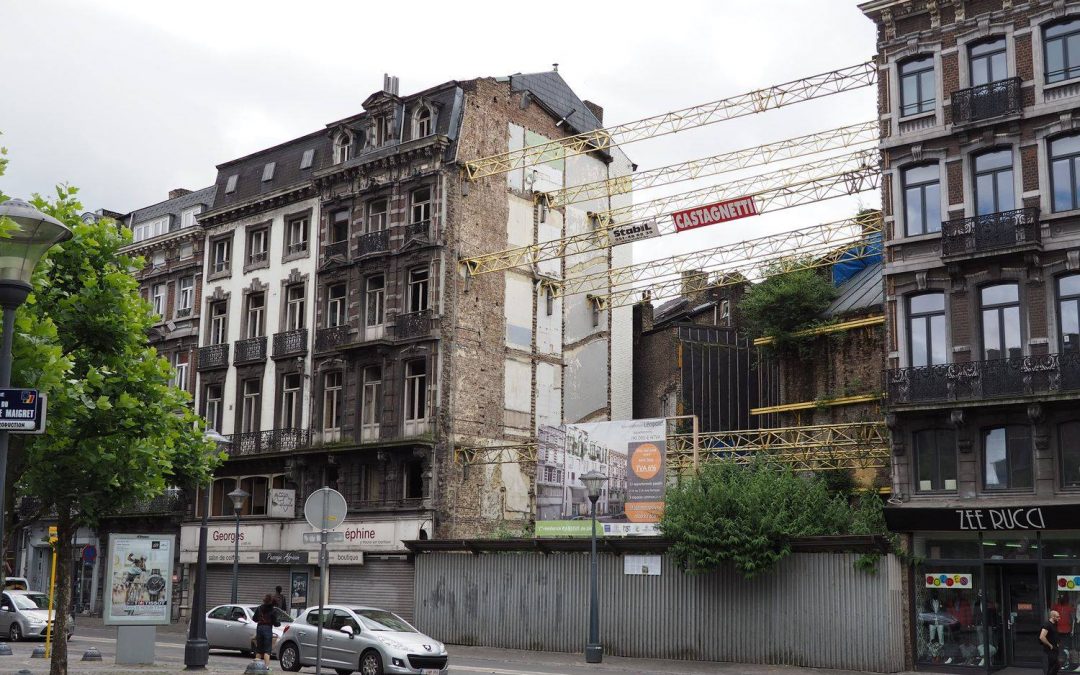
[184,429,229,670]
[227,487,249,604]
[580,470,607,664]
[0,199,71,582]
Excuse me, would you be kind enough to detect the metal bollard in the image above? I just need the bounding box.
[0,642,12,655]
[30,645,46,658]
[82,646,103,661]
[244,661,270,674]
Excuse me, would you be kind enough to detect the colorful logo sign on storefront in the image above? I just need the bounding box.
[924,573,972,589]
[1057,576,1080,591]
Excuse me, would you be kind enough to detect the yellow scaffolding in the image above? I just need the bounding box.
[752,315,885,346]
[750,394,881,417]
[537,121,878,208]
[463,62,878,180]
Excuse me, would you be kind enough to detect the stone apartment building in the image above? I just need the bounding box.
[862,0,1080,668]
[176,71,632,616]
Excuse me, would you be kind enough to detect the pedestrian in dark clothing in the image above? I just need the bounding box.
[254,593,279,669]
[1042,609,1063,675]
[272,585,286,611]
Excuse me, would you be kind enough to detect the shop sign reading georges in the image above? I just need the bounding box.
[884,503,1080,531]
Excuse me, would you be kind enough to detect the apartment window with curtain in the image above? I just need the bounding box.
[1045,18,1080,84]
[323,371,343,434]
[973,149,1015,215]
[241,379,261,433]
[367,199,388,232]
[408,268,429,313]
[286,217,308,255]
[326,283,347,328]
[331,210,349,243]
[403,360,427,422]
[900,55,936,116]
[361,366,381,441]
[983,425,1033,490]
[177,277,194,316]
[280,373,301,428]
[981,283,1021,360]
[247,227,268,266]
[969,37,1007,86]
[902,164,941,236]
[212,238,231,274]
[1051,134,1080,212]
[209,301,228,345]
[285,285,305,331]
[204,384,223,431]
[914,429,957,492]
[410,187,431,224]
[366,276,385,331]
[245,292,265,338]
[151,283,166,317]
[171,352,189,391]
[1060,274,1080,352]
[908,293,947,367]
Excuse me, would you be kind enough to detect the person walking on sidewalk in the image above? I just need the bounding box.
[1042,609,1062,675]
[272,585,286,612]
[254,593,280,670]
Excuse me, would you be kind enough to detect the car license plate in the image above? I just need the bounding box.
[421,670,441,675]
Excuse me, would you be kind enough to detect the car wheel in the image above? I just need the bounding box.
[8,623,20,642]
[359,649,383,675]
[278,642,302,672]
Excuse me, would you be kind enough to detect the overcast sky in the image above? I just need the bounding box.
[1,0,879,264]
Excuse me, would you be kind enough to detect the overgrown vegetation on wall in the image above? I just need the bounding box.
[738,265,837,356]
[660,461,890,578]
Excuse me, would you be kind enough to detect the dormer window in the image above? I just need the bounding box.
[374,117,392,147]
[300,148,315,170]
[261,162,275,182]
[334,132,351,164]
[225,174,238,194]
[414,105,433,138]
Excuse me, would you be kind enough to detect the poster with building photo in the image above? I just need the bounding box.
[103,533,175,625]
[535,418,666,537]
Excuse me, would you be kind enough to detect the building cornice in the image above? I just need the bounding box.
[199,183,316,228]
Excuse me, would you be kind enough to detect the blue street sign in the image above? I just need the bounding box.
[0,389,43,432]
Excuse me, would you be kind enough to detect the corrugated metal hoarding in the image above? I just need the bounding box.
[414,551,905,672]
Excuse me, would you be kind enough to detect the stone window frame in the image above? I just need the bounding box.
[208,232,233,281]
[411,101,437,140]
[283,208,312,262]
[280,272,308,333]
[274,362,304,430]
[239,278,269,340]
[205,288,231,346]
[244,220,272,273]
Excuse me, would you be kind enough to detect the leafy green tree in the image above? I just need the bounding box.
[0,164,221,672]
[660,461,885,578]
[738,265,838,354]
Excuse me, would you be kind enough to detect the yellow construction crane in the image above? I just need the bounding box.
[455,422,888,472]
[461,155,881,276]
[554,213,881,298]
[463,62,878,180]
[538,120,878,209]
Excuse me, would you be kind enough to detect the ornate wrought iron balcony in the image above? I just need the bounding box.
[234,336,267,364]
[315,325,351,351]
[197,343,229,370]
[323,240,349,260]
[951,77,1022,126]
[273,329,308,358]
[225,428,312,457]
[407,220,430,243]
[358,230,389,256]
[395,309,432,340]
[175,307,192,318]
[941,207,1040,260]
[885,352,1080,406]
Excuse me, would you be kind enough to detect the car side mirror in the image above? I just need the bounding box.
[0,605,10,612]
[238,617,249,624]
[340,625,354,638]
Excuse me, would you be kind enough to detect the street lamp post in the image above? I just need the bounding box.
[0,199,71,582]
[184,429,229,670]
[227,487,249,604]
[580,470,607,664]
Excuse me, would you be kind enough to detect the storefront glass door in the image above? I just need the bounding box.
[1001,566,1042,668]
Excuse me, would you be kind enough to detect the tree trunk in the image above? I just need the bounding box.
[48,509,73,675]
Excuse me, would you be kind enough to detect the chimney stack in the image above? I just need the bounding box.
[382,74,400,96]
[583,100,604,124]
[168,188,192,200]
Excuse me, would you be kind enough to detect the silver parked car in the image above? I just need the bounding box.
[205,604,292,656]
[276,605,448,675]
[0,590,74,641]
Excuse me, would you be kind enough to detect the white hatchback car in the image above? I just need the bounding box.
[205,603,292,656]
[276,605,448,675]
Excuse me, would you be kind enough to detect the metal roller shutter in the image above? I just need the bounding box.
[329,559,415,621]
[204,565,292,608]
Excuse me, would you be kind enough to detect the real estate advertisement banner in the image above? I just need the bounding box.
[535,418,666,537]
[103,533,175,626]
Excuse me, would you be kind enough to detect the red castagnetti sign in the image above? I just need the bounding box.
[671,196,758,232]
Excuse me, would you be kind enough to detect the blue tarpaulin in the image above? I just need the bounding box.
[831,231,883,286]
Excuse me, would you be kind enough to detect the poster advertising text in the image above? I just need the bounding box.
[103,533,175,625]
[535,419,666,537]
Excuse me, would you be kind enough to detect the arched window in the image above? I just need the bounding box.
[333,132,351,164]
[1050,134,1080,212]
[1045,18,1080,84]
[414,105,433,138]
[899,55,935,116]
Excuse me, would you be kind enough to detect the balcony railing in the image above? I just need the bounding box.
[315,325,351,351]
[941,207,1040,259]
[197,344,229,370]
[273,329,308,358]
[358,230,389,256]
[225,428,312,457]
[175,307,192,318]
[234,336,267,364]
[395,309,432,340]
[407,220,430,243]
[247,251,269,266]
[324,241,349,260]
[951,76,1022,126]
[885,352,1080,405]
[211,260,230,275]
[286,240,308,256]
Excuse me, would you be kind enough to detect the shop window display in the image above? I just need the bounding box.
[915,533,981,559]
[1047,567,1080,670]
[916,566,1001,667]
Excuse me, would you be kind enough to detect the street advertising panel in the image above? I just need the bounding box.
[535,419,666,537]
[103,533,175,625]
[671,196,757,232]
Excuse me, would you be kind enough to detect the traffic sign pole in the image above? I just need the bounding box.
[303,485,346,675]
